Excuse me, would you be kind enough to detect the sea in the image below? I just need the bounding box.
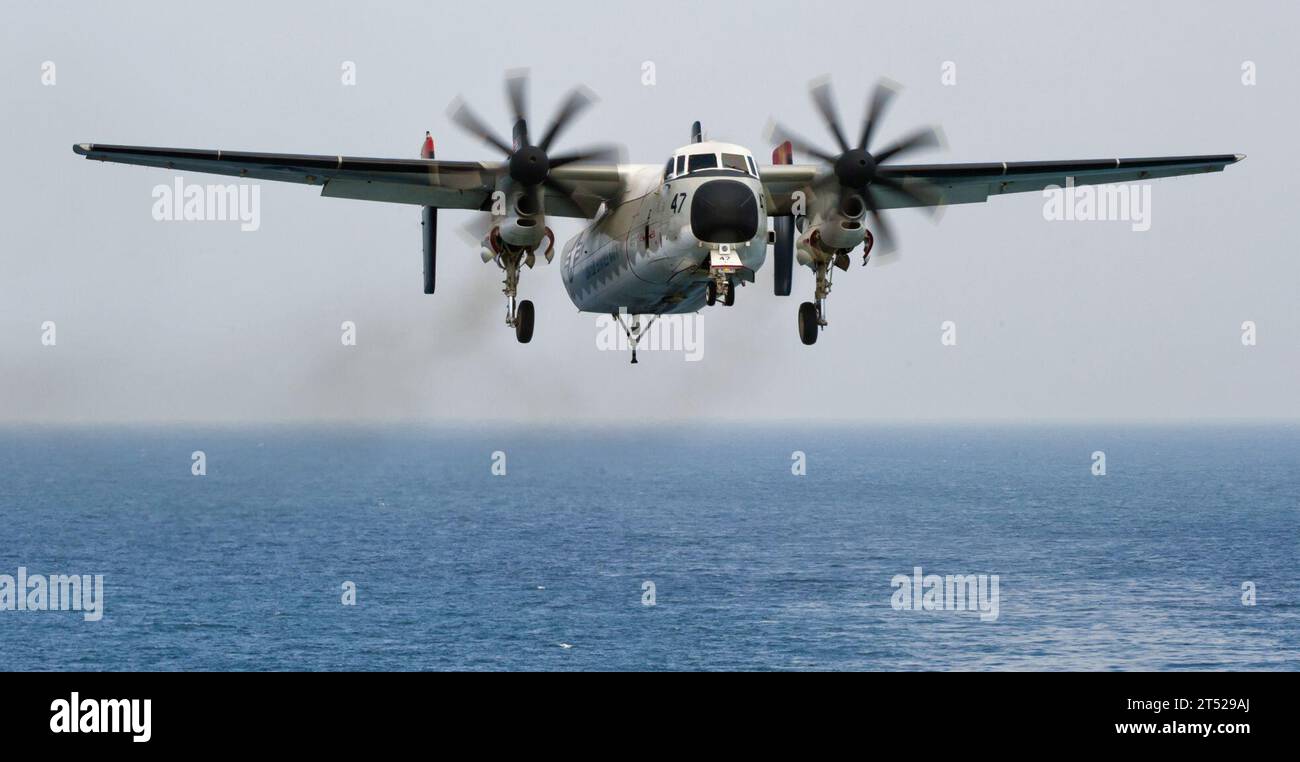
[1,425,1296,671]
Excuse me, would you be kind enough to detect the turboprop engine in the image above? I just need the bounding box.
[478,221,556,268]
[795,205,867,271]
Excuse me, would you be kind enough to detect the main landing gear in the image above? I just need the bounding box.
[486,226,553,344]
[499,247,535,343]
[796,255,837,346]
[795,228,872,345]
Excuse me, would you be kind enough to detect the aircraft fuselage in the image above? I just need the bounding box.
[560,141,768,314]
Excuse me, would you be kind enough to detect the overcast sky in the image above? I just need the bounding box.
[1,0,1294,424]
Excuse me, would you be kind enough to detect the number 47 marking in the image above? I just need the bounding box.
[669,192,687,213]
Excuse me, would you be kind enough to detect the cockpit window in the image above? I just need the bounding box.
[687,153,718,173]
[664,158,673,180]
[675,155,686,175]
[745,156,758,176]
[721,153,749,173]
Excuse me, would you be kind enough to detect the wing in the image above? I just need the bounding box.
[72,143,623,218]
[759,154,1244,214]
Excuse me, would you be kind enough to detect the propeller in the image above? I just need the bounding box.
[769,77,945,261]
[448,70,621,210]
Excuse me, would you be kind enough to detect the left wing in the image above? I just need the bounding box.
[72,143,624,218]
[760,153,1244,215]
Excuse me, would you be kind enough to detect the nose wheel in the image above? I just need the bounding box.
[705,278,737,307]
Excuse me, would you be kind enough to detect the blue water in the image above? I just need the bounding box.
[0,425,1296,671]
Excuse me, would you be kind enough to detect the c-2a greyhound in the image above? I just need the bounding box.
[74,72,1242,361]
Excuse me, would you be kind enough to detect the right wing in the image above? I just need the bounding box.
[759,153,1244,215]
[72,143,624,218]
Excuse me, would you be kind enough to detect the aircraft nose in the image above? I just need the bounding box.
[690,180,759,244]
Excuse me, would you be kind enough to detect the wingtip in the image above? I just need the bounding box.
[1233,153,1246,163]
[73,143,91,155]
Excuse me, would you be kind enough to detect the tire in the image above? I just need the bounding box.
[705,281,717,306]
[515,300,535,344]
[723,282,736,307]
[798,301,819,345]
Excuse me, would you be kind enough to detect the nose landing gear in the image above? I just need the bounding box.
[705,277,737,307]
[704,242,741,307]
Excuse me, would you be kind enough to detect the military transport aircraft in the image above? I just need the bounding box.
[74,72,1242,359]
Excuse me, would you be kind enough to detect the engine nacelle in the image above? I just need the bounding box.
[498,215,545,249]
[816,213,867,251]
[795,200,871,269]
[479,224,555,266]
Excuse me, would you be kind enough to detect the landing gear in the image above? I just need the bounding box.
[495,243,537,344]
[703,243,740,308]
[796,256,833,345]
[798,301,819,345]
[705,275,736,307]
[791,220,874,345]
[613,311,660,364]
[480,223,555,344]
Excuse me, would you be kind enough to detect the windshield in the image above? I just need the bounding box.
[721,153,750,173]
[687,153,718,173]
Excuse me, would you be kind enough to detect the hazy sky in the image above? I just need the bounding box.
[1,0,1294,424]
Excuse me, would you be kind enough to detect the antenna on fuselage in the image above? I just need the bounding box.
[691,120,702,143]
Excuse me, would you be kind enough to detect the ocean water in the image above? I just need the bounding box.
[0,425,1296,671]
